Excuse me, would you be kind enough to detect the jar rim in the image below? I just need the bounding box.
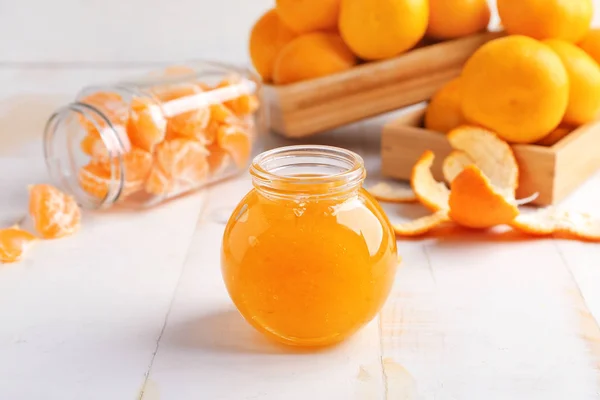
[250,145,366,197]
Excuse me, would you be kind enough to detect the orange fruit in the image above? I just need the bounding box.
[29,184,81,239]
[275,0,340,34]
[214,79,260,117]
[497,0,593,43]
[217,124,252,168]
[273,33,357,85]
[426,0,490,40]
[448,165,519,229]
[424,78,466,133]
[78,91,129,137]
[80,134,106,160]
[249,8,297,81]
[127,97,167,152]
[579,29,600,65]
[544,39,600,126]
[0,226,37,264]
[145,139,209,195]
[79,148,153,199]
[536,126,573,146]
[207,144,231,175]
[339,0,429,60]
[460,35,569,144]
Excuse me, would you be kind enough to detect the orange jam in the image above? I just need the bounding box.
[221,145,399,347]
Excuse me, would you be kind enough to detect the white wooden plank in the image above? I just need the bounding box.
[379,190,600,399]
[144,173,386,400]
[0,157,208,400]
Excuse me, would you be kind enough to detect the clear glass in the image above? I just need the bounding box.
[44,61,265,209]
[221,145,399,347]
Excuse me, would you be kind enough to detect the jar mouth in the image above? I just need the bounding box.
[250,145,366,197]
[44,102,129,209]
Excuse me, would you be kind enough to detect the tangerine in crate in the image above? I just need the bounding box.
[44,61,264,210]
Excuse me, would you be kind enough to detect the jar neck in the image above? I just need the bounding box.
[250,145,366,200]
[44,99,130,209]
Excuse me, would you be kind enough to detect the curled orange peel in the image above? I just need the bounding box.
[393,211,450,237]
[442,150,474,184]
[510,208,600,241]
[447,126,519,199]
[411,150,450,212]
[449,165,519,229]
[366,181,418,203]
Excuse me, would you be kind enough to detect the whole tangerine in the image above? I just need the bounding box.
[339,0,429,61]
[460,35,569,144]
[497,0,593,43]
[426,0,490,40]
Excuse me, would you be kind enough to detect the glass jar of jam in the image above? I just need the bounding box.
[221,145,399,347]
[44,61,264,209]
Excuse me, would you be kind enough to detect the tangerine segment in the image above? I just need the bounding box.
[0,227,37,264]
[366,182,418,203]
[442,150,474,184]
[79,163,112,199]
[411,151,450,212]
[393,211,451,237]
[448,165,519,229]
[217,125,252,169]
[207,144,232,175]
[127,97,167,152]
[215,79,260,117]
[80,134,107,160]
[510,208,600,241]
[28,184,81,239]
[145,139,210,195]
[447,126,519,198]
[78,91,129,136]
[78,148,152,199]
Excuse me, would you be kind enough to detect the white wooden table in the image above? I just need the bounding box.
[2,64,600,400]
[2,1,600,397]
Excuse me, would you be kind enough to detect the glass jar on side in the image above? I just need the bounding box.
[221,145,399,347]
[44,61,264,209]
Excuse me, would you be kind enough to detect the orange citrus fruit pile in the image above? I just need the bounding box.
[249,0,492,85]
[374,126,600,242]
[1,184,82,264]
[76,76,259,202]
[424,0,599,146]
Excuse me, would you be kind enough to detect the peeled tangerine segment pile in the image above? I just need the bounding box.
[79,148,154,199]
[511,208,600,242]
[448,165,519,229]
[0,226,37,263]
[29,184,81,239]
[145,139,210,196]
[366,182,418,203]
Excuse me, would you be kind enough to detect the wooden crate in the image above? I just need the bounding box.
[264,31,503,139]
[381,105,600,206]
